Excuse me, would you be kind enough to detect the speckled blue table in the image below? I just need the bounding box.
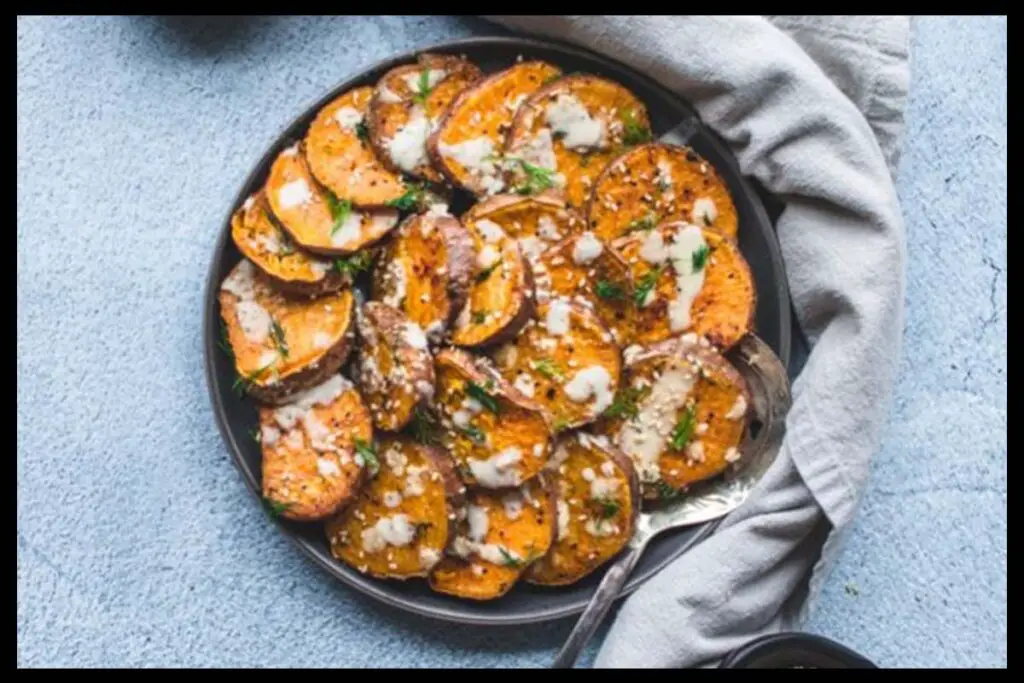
[17,16,1006,668]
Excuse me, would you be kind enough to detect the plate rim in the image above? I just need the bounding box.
[202,34,791,626]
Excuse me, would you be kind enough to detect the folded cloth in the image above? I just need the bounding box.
[482,15,910,668]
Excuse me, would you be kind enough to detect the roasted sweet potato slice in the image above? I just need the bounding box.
[326,437,464,579]
[371,210,474,345]
[461,191,585,266]
[586,143,739,242]
[525,432,639,585]
[427,60,563,196]
[260,375,372,521]
[354,302,435,432]
[303,86,408,207]
[368,53,482,183]
[450,218,535,348]
[491,298,621,432]
[434,348,550,488]
[265,144,400,256]
[534,231,636,345]
[507,74,651,208]
[596,335,751,500]
[429,476,555,600]
[230,191,345,297]
[218,260,356,404]
[612,221,755,349]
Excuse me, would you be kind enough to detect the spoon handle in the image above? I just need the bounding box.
[550,541,646,668]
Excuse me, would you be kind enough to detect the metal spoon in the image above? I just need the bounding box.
[550,333,792,668]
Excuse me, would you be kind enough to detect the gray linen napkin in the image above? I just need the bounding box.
[482,15,910,668]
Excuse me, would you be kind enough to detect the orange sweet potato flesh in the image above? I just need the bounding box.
[354,302,434,432]
[525,432,639,585]
[428,61,563,196]
[265,144,400,256]
[303,86,408,207]
[534,233,637,346]
[586,143,739,242]
[507,74,651,208]
[491,300,621,431]
[434,348,550,488]
[368,54,482,183]
[371,212,474,345]
[596,336,750,500]
[429,476,555,600]
[461,190,585,265]
[612,222,755,350]
[261,380,372,521]
[326,437,464,579]
[230,191,344,297]
[449,219,535,348]
[218,260,356,404]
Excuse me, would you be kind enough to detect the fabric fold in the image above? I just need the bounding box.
[481,15,909,668]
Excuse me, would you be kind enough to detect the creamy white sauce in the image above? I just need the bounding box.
[419,546,441,569]
[564,366,615,413]
[665,225,709,332]
[235,301,273,342]
[360,514,416,553]
[382,258,407,308]
[402,322,429,350]
[474,219,506,244]
[476,244,501,269]
[725,394,748,420]
[221,260,258,300]
[386,107,431,173]
[271,375,350,431]
[377,85,402,104]
[617,365,698,483]
[467,447,522,488]
[545,94,605,151]
[277,179,313,210]
[556,500,571,540]
[466,504,489,542]
[333,106,363,131]
[502,493,524,521]
[584,518,619,538]
[330,212,364,248]
[400,68,446,93]
[545,298,572,336]
[692,197,718,225]
[437,137,504,194]
[382,491,403,508]
[317,457,341,478]
[513,373,536,398]
[572,232,603,265]
[260,424,281,446]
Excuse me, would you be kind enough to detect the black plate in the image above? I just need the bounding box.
[719,632,877,668]
[203,36,791,625]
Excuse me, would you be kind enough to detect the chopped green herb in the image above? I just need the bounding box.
[622,109,652,146]
[471,310,488,324]
[552,418,570,432]
[670,406,697,451]
[413,69,433,104]
[269,317,289,359]
[411,408,440,446]
[354,439,380,475]
[333,251,374,277]
[249,426,261,443]
[474,259,503,283]
[232,362,275,397]
[653,480,679,500]
[594,280,625,301]
[595,497,620,519]
[542,74,561,86]
[326,193,354,237]
[498,546,524,568]
[633,265,664,307]
[603,386,645,421]
[507,157,556,195]
[263,497,292,518]
[626,213,657,233]
[385,182,427,211]
[532,358,564,381]
[458,424,486,444]
[691,244,710,271]
[354,120,370,143]
[701,212,713,227]
[217,322,235,362]
[467,382,500,414]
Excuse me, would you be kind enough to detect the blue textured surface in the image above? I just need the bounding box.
[17,16,1006,668]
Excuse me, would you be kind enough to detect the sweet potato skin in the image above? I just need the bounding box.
[370,212,474,345]
[326,437,465,579]
[261,379,372,521]
[354,302,435,432]
[586,143,739,242]
[534,232,636,345]
[612,222,755,350]
[265,144,401,257]
[433,348,551,488]
[427,61,563,196]
[218,260,356,405]
[597,335,751,500]
[491,299,621,431]
[507,74,651,208]
[230,191,345,297]
[428,475,556,600]
[368,54,482,183]
[524,432,639,585]
[303,86,407,207]
[449,222,536,349]
[461,191,586,266]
